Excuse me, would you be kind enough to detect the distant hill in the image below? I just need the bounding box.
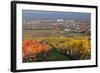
[22,10,91,23]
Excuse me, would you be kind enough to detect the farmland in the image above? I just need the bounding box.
[22,10,91,63]
[22,29,91,63]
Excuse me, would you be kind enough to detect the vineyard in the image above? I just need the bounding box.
[22,36,91,62]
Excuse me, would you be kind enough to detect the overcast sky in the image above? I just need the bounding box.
[22,10,91,22]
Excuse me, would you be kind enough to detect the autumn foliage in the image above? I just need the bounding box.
[22,36,91,62]
[22,39,50,60]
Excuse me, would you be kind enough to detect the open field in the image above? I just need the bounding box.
[22,29,91,63]
[22,30,88,39]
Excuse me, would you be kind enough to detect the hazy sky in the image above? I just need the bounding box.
[22,10,91,22]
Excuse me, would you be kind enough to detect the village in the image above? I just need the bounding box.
[22,19,90,35]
